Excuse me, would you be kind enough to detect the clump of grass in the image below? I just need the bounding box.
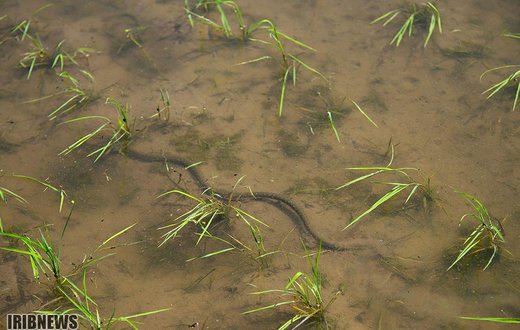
[18,36,79,79]
[184,0,247,40]
[37,270,169,330]
[23,70,97,120]
[59,97,133,162]
[243,243,338,329]
[447,192,506,271]
[157,185,268,250]
[480,65,520,111]
[336,146,435,229]
[0,201,74,284]
[156,176,281,266]
[371,1,442,47]
[240,19,326,116]
[48,70,96,120]
[185,1,325,116]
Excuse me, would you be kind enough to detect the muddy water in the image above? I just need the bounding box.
[1,0,519,329]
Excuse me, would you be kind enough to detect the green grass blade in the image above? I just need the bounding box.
[279,67,290,117]
[371,10,400,25]
[242,300,295,314]
[343,184,409,230]
[186,247,236,261]
[351,100,378,127]
[97,223,137,250]
[459,317,520,324]
[289,54,327,81]
[327,112,341,142]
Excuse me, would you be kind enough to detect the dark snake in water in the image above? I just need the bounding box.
[125,148,373,252]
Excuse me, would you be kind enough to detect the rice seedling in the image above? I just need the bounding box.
[150,88,171,121]
[59,97,132,162]
[336,146,434,230]
[447,192,506,271]
[12,174,67,212]
[10,4,53,41]
[480,65,520,111]
[116,26,157,69]
[22,69,95,120]
[49,70,96,119]
[18,35,78,79]
[371,1,442,47]
[0,204,74,283]
[157,187,268,249]
[37,270,170,330]
[184,0,247,40]
[0,208,136,288]
[239,19,326,116]
[459,316,520,324]
[243,243,338,329]
[186,2,325,116]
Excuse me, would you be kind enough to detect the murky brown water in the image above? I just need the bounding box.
[1,0,519,329]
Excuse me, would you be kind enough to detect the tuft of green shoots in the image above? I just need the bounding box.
[0,202,74,283]
[243,242,338,329]
[336,145,433,229]
[480,65,520,111]
[24,70,96,120]
[184,0,247,40]
[240,19,326,116]
[157,187,268,250]
[447,192,506,271]
[19,36,79,79]
[36,270,169,330]
[59,97,133,162]
[371,1,442,47]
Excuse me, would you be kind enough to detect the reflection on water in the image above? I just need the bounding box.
[1,0,519,328]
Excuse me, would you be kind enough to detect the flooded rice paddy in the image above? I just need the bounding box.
[1,0,519,329]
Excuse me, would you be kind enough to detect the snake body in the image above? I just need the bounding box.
[125,149,367,252]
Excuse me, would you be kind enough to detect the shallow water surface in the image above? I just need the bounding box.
[1,0,519,329]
